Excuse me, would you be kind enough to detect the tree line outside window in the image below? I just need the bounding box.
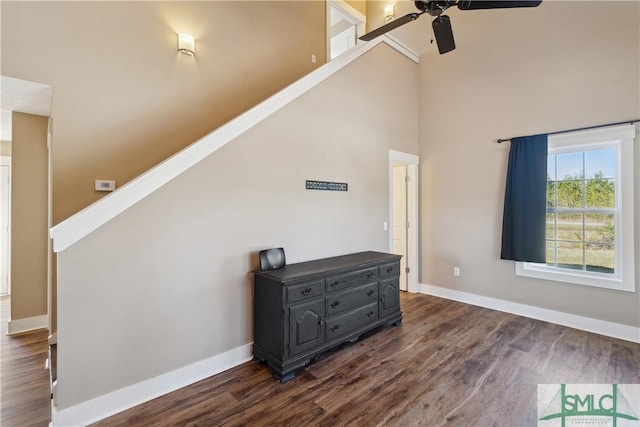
[546,149,616,274]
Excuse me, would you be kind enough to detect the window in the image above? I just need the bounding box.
[516,125,636,292]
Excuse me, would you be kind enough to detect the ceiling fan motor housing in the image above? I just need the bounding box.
[415,1,455,16]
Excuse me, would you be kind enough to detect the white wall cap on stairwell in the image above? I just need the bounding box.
[50,36,419,253]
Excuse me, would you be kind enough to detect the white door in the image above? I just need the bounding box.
[389,150,419,293]
[0,157,10,295]
[392,165,408,291]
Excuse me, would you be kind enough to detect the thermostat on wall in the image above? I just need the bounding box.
[95,180,116,192]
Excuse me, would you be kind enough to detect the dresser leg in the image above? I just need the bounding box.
[276,371,296,383]
[348,335,360,343]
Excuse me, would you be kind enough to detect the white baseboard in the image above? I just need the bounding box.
[419,283,640,344]
[7,314,48,335]
[52,343,253,427]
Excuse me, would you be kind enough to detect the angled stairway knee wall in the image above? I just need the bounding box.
[55,42,420,413]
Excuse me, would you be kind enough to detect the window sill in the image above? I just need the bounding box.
[515,262,635,292]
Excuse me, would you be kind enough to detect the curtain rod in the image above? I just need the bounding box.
[496,119,640,143]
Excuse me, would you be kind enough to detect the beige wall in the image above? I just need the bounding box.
[2,1,327,336]
[418,1,640,326]
[346,0,366,15]
[56,44,418,409]
[0,141,11,157]
[1,1,327,225]
[10,113,48,321]
[365,0,386,32]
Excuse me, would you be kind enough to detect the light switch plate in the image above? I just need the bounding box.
[95,180,115,192]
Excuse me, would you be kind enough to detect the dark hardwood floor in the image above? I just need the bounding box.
[2,293,638,426]
[0,295,51,427]
[93,293,639,427]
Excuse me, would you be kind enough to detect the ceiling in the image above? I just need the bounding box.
[1,76,53,142]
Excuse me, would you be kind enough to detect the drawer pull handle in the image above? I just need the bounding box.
[367,310,375,318]
[330,301,340,308]
[367,271,375,278]
[366,290,374,297]
[331,324,340,332]
[301,287,312,295]
[386,266,394,273]
[330,280,340,288]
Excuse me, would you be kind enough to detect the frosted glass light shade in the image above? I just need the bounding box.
[384,5,395,21]
[178,33,195,56]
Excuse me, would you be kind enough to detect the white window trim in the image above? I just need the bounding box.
[516,124,636,292]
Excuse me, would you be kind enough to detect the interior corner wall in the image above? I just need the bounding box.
[418,1,640,327]
[56,43,418,410]
[10,112,49,321]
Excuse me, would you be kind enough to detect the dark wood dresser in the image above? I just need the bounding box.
[253,251,402,381]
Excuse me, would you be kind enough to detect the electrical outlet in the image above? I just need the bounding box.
[311,54,317,64]
[454,267,460,276]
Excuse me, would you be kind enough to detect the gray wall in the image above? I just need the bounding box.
[56,44,419,408]
[418,1,640,326]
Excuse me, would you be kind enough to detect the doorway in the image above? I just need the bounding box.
[1,75,53,335]
[389,150,419,293]
[0,156,10,295]
[327,1,366,60]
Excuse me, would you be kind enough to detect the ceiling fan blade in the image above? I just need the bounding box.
[457,1,542,10]
[432,15,455,54]
[359,12,424,41]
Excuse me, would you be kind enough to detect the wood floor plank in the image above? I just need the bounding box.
[0,296,51,427]
[607,340,640,383]
[4,293,639,427]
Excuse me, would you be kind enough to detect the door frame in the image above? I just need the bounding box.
[47,119,53,334]
[326,0,366,61]
[388,150,419,293]
[0,155,11,295]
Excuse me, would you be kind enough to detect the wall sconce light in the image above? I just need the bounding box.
[177,33,195,56]
[384,5,395,22]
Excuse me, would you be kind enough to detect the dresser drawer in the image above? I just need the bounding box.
[378,261,400,278]
[325,267,377,293]
[326,283,378,318]
[286,279,325,304]
[325,303,378,341]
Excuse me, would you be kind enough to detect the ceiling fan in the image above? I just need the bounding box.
[359,1,542,54]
